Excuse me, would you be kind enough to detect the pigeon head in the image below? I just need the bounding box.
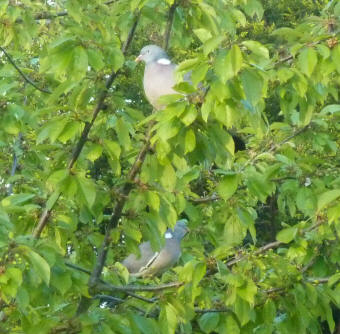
[135,45,170,65]
[172,219,189,240]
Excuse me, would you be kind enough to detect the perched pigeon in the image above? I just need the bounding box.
[135,44,184,110]
[122,219,189,277]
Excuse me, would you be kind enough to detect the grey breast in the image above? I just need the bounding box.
[143,62,177,110]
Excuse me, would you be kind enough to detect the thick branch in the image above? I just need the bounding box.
[7,133,22,196]
[89,122,153,286]
[0,47,51,94]
[163,1,179,51]
[65,261,158,303]
[33,12,140,238]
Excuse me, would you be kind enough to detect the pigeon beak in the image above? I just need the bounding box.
[135,55,142,62]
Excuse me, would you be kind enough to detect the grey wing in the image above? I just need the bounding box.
[122,242,156,274]
[143,63,177,109]
[146,239,181,274]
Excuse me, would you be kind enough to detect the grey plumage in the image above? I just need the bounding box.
[122,219,188,277]
[136,45,182,110]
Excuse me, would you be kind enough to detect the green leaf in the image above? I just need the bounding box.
[177,58,200,72]
[317,189,340,212]
[198,313,220,333]
[37,119,68,144]
[237,280,257,304]
[328,273,340,287]
[181,105,197,126]
[109,47,125,72]
[203,35,225,56]
[116,117,131,150]
[76,175,96,208]
[193,28,212,43]
[160,163,176,192]
[237,208,256,243]
[242,40,269,59]
[276,226,298,243]
[298,47,317,77]
[191,63,209,86]
[26,250,50,285]
[2,193,35,207]
[72,46,88,80]
[241,68,264,106]
[58,121,82,143]
[217,174,238,201]
[332,45,340,74]
[320,104,340,115]
[103,139,121,159]
[184,129,196,154]
[130,314,158,334]
[215,45,243,82]
[235,297,251,326]
[146,191,160,211]
[262,300,276,324]
[296,188,317,216]
[51,266,72,295]
[160,303,178,334]
[88,49,105,71]
[86,143,103,161]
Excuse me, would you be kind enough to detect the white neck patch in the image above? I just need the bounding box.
[157,58,171,65]
[165,232,173,239]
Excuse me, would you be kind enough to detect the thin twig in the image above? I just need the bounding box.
[0,47,51,94]
[225,219,325,268]
[163,0,179,51]
[226,241,282,267]
[97,281,183,292]
[241,125,310,173]
[65,262,92,275]
[189,128,310,205]
[93,294,124,304]
[16,0,117,23]
[194,307,231,313]
[125,291,158,303]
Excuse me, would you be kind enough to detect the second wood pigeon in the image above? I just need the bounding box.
[135,45,183,110]
[122,219,189,277]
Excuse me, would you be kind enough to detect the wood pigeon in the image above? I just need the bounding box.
[135,45,185,110]
[122,219,189,277]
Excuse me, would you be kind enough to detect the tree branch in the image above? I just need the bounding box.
[163,0,179,51]
[15,1,117,23]
[7,133,22,196]
[93,294,124,304]
[32,12,140,239]
[97,281,183,292]
[65,261,158,303]
[0,47,51,94]
[194,307,231,314]
[188,126,310,205]
[225,219,324,268]
[89,121,154,286]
